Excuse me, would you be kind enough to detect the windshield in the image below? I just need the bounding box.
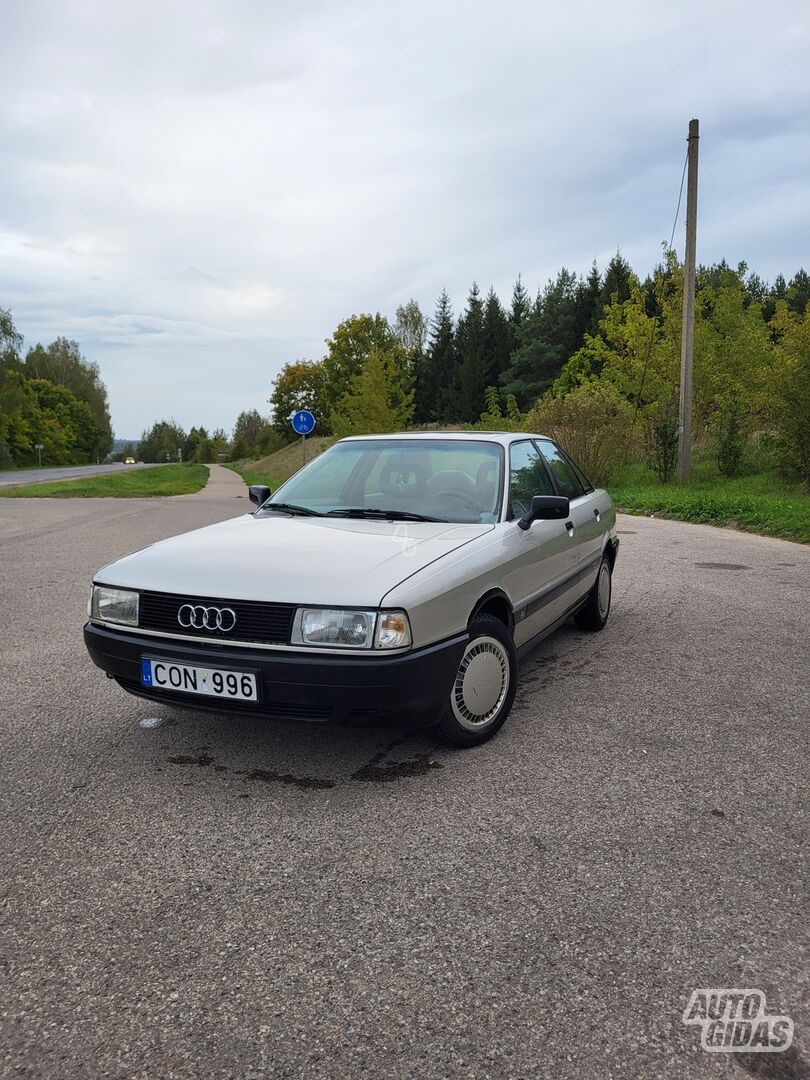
[259,439,504,524]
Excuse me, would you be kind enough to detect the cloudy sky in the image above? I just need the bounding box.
[1,0,808,438]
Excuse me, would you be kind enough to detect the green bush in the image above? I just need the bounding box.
[646,400,679,483]
[524,380,639,486]
[714,398,749,478]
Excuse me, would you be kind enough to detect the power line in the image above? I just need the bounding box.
[669,145,689,252]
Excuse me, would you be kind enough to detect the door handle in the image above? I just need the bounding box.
[593,508,601,521]
[565,520,574,534]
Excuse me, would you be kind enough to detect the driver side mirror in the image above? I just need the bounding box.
[249,485,272,506]
[517,495,570,531]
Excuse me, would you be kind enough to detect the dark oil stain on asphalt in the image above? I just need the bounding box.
[711,808,726,818]
[245,768,334,790]
[166,751,332,789]
[694,562,751,570]
[352,754,444,783]
[168,753,215,767]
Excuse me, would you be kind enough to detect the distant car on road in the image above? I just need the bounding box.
[84,432,618,746]
[124,457,136,465]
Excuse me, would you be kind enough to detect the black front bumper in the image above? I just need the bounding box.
[83,623,467,728]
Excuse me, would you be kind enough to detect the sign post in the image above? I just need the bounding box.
[290,410,316,467]
[34,442,44,467]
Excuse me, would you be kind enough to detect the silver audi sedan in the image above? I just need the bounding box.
[85,432,618,747]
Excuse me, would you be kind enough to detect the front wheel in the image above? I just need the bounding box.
[436,614,517,748]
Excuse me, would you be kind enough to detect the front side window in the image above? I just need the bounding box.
[259,439,504,524]
[536,440,586,500]
[509,440,554,518]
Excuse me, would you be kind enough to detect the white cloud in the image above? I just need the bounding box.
[1,0,809,435]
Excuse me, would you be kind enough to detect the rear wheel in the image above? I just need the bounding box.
[436,614,517,748]
[574,554,612,632]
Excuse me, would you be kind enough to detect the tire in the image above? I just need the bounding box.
[436,614,518,748]
[574,554,612,632]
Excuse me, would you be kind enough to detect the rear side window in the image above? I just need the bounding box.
[509,440,554,518]
[536,440,586,500]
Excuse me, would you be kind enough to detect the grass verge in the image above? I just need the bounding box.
[224,437,335,492]
[609,471,810,544]
[0,463,210,498]
[223,463,283,490]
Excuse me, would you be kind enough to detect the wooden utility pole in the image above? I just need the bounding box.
[678,118,699,483]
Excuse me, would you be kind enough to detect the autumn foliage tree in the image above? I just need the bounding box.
[330,348,413,437]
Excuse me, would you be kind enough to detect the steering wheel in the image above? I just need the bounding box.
[426,488,482,511]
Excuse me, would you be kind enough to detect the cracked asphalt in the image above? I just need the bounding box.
[1,486,808,1079]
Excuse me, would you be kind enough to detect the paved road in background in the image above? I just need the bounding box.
[1,484,808,1079]
[0,461,167,487]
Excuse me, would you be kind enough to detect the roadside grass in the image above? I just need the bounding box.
[223,463,284,490]
[225,435,336,492]
[608,466,810,544]
[0,463,210,498]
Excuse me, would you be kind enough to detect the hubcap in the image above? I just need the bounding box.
[597,562,611,619]
[451,635,510,731]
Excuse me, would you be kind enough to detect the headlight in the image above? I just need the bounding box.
[91,585,139,626]
[291,608,411,650]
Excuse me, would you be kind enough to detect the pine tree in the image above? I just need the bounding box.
[507,275,531,355]
[763,273,788,323]
[787,269,810,315]
[416,289,458,424]
[600,252,635,308]
[456,283,486,421]
[501,269,583,408]
[577,261,603,336]
[746,272,769,305]
[481,287,510,397]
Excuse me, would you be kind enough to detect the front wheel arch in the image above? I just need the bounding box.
[468,588,514,637]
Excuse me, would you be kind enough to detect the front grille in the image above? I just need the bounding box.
[138,590,296,645]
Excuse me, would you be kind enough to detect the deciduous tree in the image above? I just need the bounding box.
[139,420,187,463]
[321,314,408,422]
[269,360,325,438]
[24,337,112,456]
[330,349,414,437]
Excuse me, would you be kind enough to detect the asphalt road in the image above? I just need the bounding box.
[1,484,808,1079]
[0,462,165,488]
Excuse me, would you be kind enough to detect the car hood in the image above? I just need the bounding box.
[96,513,494,606]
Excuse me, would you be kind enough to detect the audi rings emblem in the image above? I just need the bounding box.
[177,604,237,633]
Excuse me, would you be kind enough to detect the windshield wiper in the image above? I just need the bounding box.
[326,507,445,522]
[260,502,322,517]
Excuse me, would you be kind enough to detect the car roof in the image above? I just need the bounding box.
[339,431,551,447]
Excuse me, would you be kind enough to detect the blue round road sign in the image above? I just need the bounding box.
[291,410,316,435]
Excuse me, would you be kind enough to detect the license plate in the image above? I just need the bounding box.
[141,658,258,701]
